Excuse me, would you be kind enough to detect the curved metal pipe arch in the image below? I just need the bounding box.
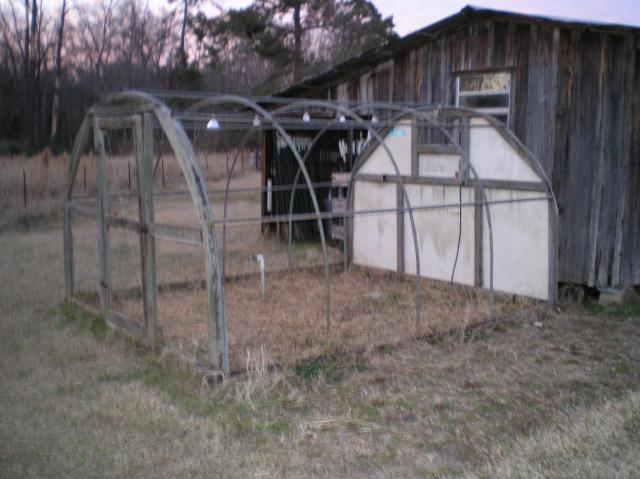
[263,99,424,332]
[181,94,333,343]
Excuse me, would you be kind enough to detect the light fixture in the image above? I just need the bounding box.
[253,115,261,127]
[338,114,346,123]
[206,117,220,130]
[371,115,379,124]
[302,111,310,122]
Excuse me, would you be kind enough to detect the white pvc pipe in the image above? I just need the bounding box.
[254,254,266,297]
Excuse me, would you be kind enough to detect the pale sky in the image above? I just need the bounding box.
[158,0,640,35]
[42,0,640,36]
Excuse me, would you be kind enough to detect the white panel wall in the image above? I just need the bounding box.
[418,153,460,178]
[482,188,549,299]
[352,181,397,271]
[358,121,412,176]
[403,184,475,285]
[469,118,539,182]
[352,115,552,302]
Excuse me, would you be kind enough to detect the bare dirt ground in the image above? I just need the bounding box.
[2,218,640,477]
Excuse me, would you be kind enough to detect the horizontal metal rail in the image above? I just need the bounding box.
[69,196,550,232]
[208,196,550,227]
[70,180,334,201]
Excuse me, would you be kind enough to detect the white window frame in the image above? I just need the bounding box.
[455,71,512,124]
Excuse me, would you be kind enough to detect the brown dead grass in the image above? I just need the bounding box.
[111,269,531,371]
[467,389,640,478]
[0,149,253,230]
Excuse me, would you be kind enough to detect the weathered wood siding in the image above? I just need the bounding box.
[291,18,639,288]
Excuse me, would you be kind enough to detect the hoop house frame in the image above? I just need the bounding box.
[64,90,558,376]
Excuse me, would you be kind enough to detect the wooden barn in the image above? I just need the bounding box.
[262,5,640,291]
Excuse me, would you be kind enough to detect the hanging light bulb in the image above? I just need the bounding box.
[371,114,379,124]
[302,111,310,122]
[206,117,220,130]
[338,114,346,123]
[253,115,261,127]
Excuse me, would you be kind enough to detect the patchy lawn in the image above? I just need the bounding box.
[1,222,639,478]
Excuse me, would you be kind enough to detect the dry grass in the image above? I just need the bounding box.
[1,223,640,478]
[109,269,530,371]
[467,390,640,478]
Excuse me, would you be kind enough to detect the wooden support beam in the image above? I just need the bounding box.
[67,201,96,219]
[549,199,559,304]
[106,216,141,234]
[136,112,159,345]
[93,118,111,316]
[474,187,484,288]
[106,310,144,339]
[63,203,74,298]
[460,117,471,183]
[411,117,418,176]
[152,223,202,245]
[65,116,91,200]
[352,173,547,192]
[70,296,146,340]
[96,116,136,130]
[67,201,202,245]
[69,297,101,317]
[417,144,460,155]
[88,105,154,117]
[396,183,405,273]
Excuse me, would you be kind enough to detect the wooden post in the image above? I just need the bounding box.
[410,117,418,176]
[63,202,74,298]
[23,169,27,208]
[83,164,86,193]
[135,113,158,345]
[93,117,111,316]
[396,183,405,274]
[128,161,131,192]
[474,187,484,288]
[63,116,91,305]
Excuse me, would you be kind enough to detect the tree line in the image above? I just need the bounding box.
[0,0,396,154]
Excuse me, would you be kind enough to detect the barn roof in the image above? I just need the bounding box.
[274,5,640,98]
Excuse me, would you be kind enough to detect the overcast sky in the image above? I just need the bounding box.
[45,0,640,36]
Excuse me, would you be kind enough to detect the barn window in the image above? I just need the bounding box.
[455,71,511,124]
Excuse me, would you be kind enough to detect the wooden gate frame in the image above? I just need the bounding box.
[63,91,228,373]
